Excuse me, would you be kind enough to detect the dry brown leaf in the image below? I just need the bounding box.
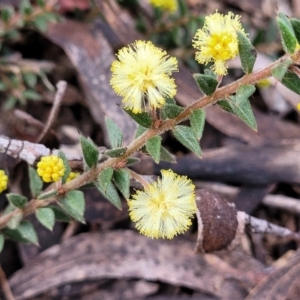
[9,230,267,300]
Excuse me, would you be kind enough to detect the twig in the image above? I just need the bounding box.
[0,265,15,300]
[38,81,67,143]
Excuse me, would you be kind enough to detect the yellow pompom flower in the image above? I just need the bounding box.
[149,0,177,12]
[66,171,80,182]
[110,40,178,114]
[0,170,8,193]
[37,155,65,183]
[193,11,246,75]
[128,169,196,239]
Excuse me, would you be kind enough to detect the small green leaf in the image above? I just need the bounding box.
[23,72,37,88]
[33,15,48,32]
[1,6,14,23]
[272,59,293,81]
[146,136,162,163]
[134,125,148,140]
[105,117,123,148]
[98,168,114,192]
[105,147,127,158]
[291,18,300,43]
[161,104,184,119]
[217,97,257,131]
[59,190,85,223]
[236,84,256,105]
[3,220,38,245]
[50,206,72,222]
[7,194,28,209]
[20,0,33,16]
[277,12,297,53]
[22,90,41,100]
[113,169,130,199]
[37,189,58,200]
[193,73,218,95]
[36,207,55,231]
[94,180,122,210]
[281,70,300,95]
[28,166,43,198]
[7,211,23,229]
[204,69,217,78]
[126,157,141,166]
[237,31,257,74]
[172,125,202,157]
[124,109,152,128]
[190,109,206,140]
[0,234,4,253]
[58,151,71,183]
[160,146,176,163]
[80,135,99,168]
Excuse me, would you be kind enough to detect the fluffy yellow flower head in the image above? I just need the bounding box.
[0,170,8,193]
[193,11,246,75]
[128,169,196,239]
[110,40,178,114]
[37,155,65,183]
[149,0,178,12]
[66,171,80,182]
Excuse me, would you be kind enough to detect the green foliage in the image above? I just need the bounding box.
[59,190,86,223]
[105,147,127,158]
[124,109,152,128]
[125,157,141,166]
[237,31,257,74]
[281,70,300,95]
[3,220,38,244]
[172,125,202,157]
[146,136,162,163]
[290,18,300,43]
[58,151,71,184]
[105,117,123,148]
[0,234,4,253]
[193,74,218,95]
[190,109,206,140]
[161,104,184,119]
[217,97,257,131]
[277,12,298,54]
[80,135,99,168]
[98,168,114,192]
[28,166,43,197]
[160,146,176,163]
[7,193,28,209]
[113,169,130,199]
[235,84,256,105]
[272,59,293,80]
[36,207,55,231]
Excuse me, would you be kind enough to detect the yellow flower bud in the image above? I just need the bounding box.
[0,170,8,193]
[37,155,65,183]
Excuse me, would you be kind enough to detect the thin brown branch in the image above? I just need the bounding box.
[0,265,15,300]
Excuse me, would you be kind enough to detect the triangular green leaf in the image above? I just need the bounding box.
[36,207,55,231]
[105,117,123,148]
[124,109,152,128]
[271,59,293,80]
[237,31,257,74]
[6,193,28,209]
[28,166,43,197]
[134,125,148,140]
[146,136,162,163]
[105,147,127,158]
[172,125,202,157]
[160,146,176,163]
[161,104,184,119]
[190,109,206,140]
[277,12,297,53]
[59,190,85,223]
[236,84,256,105]
[0,234,4,253]
[281,70,300,95]
[58,151,71,184]
[80,135,99,168]
[193,73,218,95]
[50,206,72,222]
[94,180,122,210]
[98,168,114,192]
[217,97,257,131]
[290,18,300,43]
[113,169,130,199]
[3,220,38,245]
[125,157,141,166]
